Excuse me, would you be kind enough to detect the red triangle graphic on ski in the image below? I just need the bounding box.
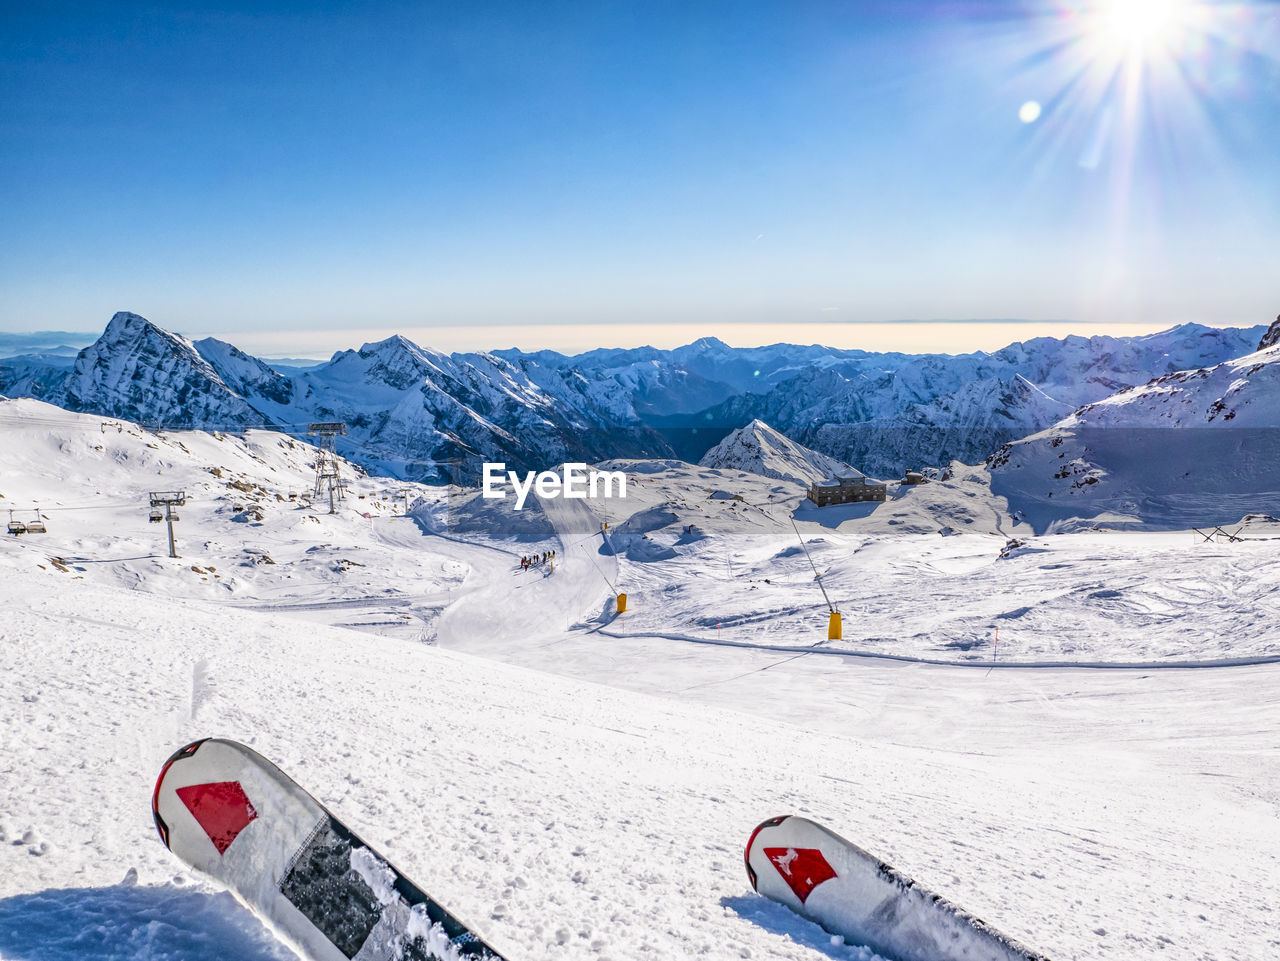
[764,846,837,904]
[176,781,258,855]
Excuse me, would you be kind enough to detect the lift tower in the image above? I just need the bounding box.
[149,491,186,558]
[307,422,348,514]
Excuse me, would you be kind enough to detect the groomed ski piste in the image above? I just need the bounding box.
[2,397,1278,961]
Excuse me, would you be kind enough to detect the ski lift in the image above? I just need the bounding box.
[7,510,26,536]
[149,508,164,523]
[25,510,46,534]
[168,513,181,522]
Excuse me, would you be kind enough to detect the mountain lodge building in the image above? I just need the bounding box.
[806,470,887,506]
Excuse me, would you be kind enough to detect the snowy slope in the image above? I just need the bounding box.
[4,398,1277,665]
[698,419,859,485]
[0,397,453,613]
[2,468,1279,961]
[1,401,1279,961]
[989,342,1280,531]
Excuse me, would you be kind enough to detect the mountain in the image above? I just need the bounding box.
[56,312,268,429]
[282,336,594,478]
[0,331,97,358]
[5,311,1271,484]
[988,340,1280,531]
[812,374,1076,476]
[676,325,1265,472]
[193,337,296,406]
[0,350,80,401]
[16,317,677,480]
[697,419,857,485]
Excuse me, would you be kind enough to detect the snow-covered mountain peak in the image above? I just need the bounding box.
[688,336,732,352]
[355,333,440,364]
[360,333,438,357]
[97,310,190,354]
[364,334,465,379]
[58,312,263,428]
[698,418,860,485]
[104,310,152,333]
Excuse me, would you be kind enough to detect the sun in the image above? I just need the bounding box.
[1090,0,1200,59]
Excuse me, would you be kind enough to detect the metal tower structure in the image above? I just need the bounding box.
[307,422,348,514]
[148,491,186,558]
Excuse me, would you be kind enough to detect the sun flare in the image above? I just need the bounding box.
[1090,0,1200,58]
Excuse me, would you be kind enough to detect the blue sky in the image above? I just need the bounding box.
[1,1,1277,354]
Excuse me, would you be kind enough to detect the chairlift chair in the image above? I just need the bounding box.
[7,521,26,536]
[149,509,164,523]
[26,511,46,534]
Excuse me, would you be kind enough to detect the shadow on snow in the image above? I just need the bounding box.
[0,878,293,961]
[721,893,888,961]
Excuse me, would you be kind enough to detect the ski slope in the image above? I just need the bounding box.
[2,401,1279,961]
[4,565,1278,961]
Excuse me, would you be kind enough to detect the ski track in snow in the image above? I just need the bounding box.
[1,400,1279,961]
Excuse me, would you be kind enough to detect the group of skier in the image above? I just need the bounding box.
[520,550,555,571]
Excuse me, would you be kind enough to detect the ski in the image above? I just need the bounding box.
[152,737,509,961]
[745,814,1050,961]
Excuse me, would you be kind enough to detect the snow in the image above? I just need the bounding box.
[698,420,860,486]
[0,879,294,961]
[1,399,1279,961]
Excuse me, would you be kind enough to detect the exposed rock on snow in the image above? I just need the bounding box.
[1258,314,1280,351]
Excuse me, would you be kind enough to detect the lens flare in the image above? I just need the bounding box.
[1008,0,1275,183]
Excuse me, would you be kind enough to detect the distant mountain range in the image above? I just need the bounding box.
[0,310,1270,481]
[0,331,96,358]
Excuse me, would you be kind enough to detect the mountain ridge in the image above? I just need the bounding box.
[1,311,1269,481]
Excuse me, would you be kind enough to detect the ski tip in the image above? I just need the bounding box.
[151,738,210,850]
[744,815,790,891]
